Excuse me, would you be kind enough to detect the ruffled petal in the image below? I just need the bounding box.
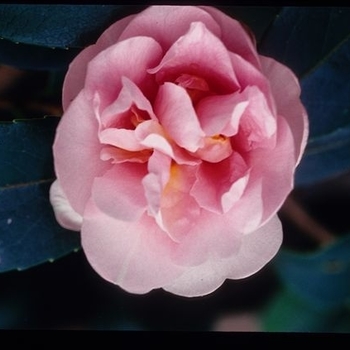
[196,92,249,137]
[164,214,282,297]
[149,21,239,93]
[99,76,156,129]
[81,198,183,294]
[155,82,205,152]
[49,180,83,231]
[191,152,250,214]
[248,114,296,225]
[53,90,111,215]
[62,15,135,110]
[260,56,309,164]
[118,5,221,51]
[200,6,261,69]
[91,163,148,221]
[85,36,162,111]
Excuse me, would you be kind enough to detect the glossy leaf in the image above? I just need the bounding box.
[0,181,80,272]
[218,6,281,42]
[295,38,350,186]
[0,5,146,70]
[262,234,350,331]
[0,5,145,49]
[0,39,80,71]
[0,117,81,272]
[272,234,350,310]
[0,118,59,187]
[259,7,350,186]
[259,7,350,78]
[261,287,350,332]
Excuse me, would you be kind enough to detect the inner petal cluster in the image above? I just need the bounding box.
[94,21,277,242]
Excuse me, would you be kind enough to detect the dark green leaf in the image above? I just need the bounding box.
[0,5,146,70]
[261,287,350,332]
[0,117,81,272]
[0,181,80,272]
[272,234,350,311]
[295,38,350,186]
[0,5,146,49]
[262,234,350,331]
[0,117,59,187]
[0,38,80,71]
[217,6,281,42]
[259,7,350,78]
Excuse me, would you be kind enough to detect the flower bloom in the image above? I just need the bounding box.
[50,6,308,297]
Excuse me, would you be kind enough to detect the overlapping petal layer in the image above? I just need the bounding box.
[51,5,308,297]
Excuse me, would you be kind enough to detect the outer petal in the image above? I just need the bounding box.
[260,55,309,165]
[84,36,163,111]
[118,6,222,52]
[164,214,282,297]
[91,163,148,221]
[49,180,83,231]
[81,198,183,294]
[248,115,297,225]
[200,6,261,69]
[53,90,111,215]
[62,14,136,110]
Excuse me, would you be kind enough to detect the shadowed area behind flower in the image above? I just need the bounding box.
[1,5,349,330]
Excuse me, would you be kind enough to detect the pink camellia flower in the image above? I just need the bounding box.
[50,6,308,297]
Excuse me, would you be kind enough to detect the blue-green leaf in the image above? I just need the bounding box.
[0,117,58,187]
[0,5,146,70]
[0,181,80,272]
[0,117,81,272]
[259,7,350,78]
[295,38,350,186]
[261,234,350,332]
[272,234,350,311]
[0,5,144,49]
[218,6,281,42]
[259,7,350,186]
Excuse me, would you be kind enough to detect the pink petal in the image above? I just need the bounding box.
[81,198,183,294]
[164,214,282,297]
[155,82,205,152]
[53,90,111,215]
[100,76,156,129]
[142,151,201,242]
[238,85,277,143]
[148,21,239,93]
[196,92,249,136]
[118,6,221,52]
[200,6,261,69]
[142,150,172,225]
[248,114,296,225]
[99,128,146,152]
[194,135,233,163]
[100,146,151,164]
[230,52,276,113]
[169,206,245,268]
[191,152,250,214]
[91,163,148,221]
[137,121,200,166]
[160,163,201,242]
[49,180,83,231]
[84,36,162,111]
[260,56,309,164]
[62,15,135,110]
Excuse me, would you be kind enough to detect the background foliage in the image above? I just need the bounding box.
[0,5,349,330]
